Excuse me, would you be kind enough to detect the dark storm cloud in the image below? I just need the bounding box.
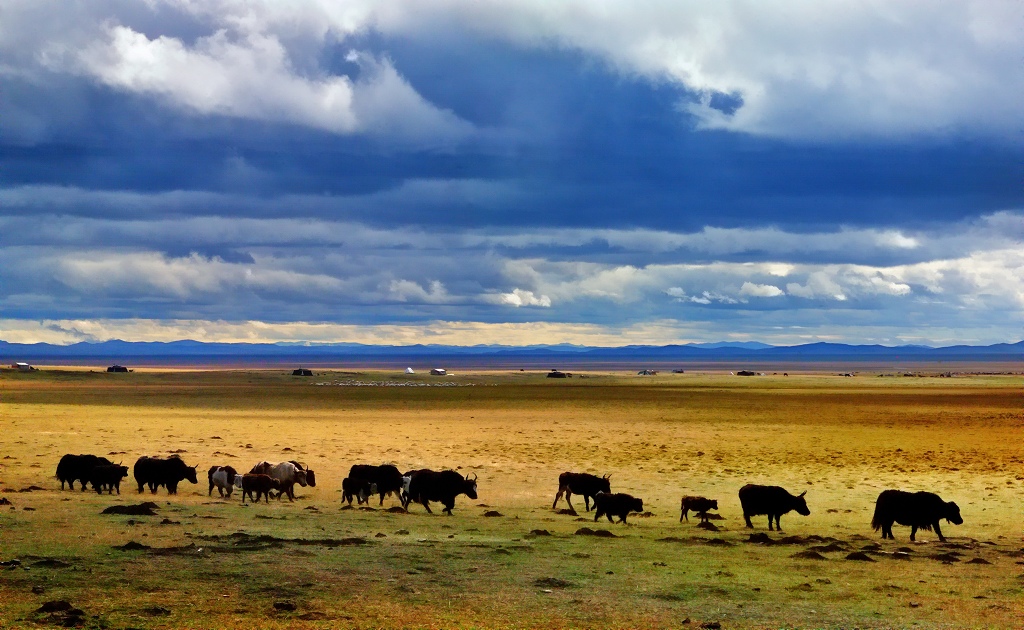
[1,1,1023,345]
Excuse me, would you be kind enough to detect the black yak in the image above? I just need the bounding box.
[56,454,114,491]
[240,474,280,504]
[89,464,129,494]
[593,492,644,524]
[680,496,719,523]
[871,490,962,542]
[738,484,809,530]
[552,472,611,513]
[406,469,478,515]
[133,455,199,494]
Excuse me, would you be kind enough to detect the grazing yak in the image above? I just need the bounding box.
[593,492,644,524]
[680,496,719,523]
[248,461,315,501]
[240,474,280,504]
[871,490,963,542]
[208,465,238,498]
[739,484,810,531]
[552,472,612,513]
[406,469,478,515]
[56,454,114,491]
[345,464,405,506]
[89,464,129,495]
[133,455,199,494]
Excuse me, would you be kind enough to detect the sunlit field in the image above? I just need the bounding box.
[1,367,1022,628]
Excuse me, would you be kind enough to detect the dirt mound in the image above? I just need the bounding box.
[386,506,407,513]
[929,552,961,563]
[483,510,503,517]
[31,558,72,568]
[966,557,991,565]
[791,550,827,560]
[702,538,734,547]
[575,527,617,538]
[528,529,551,536]
[533,577,574,588]
[845,552,876,561]
[746,533,776,545]
[556,509,577,515]
[114,541,151,551]
[102,503,158,516]
[696,521,720,532]
[808,542,848,553]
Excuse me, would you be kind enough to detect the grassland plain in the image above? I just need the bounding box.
[0,368,1022,629]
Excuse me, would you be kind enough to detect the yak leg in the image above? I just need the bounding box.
[767,515,774,531]
[680,507,688,523]
[583,494,592,512]
[420,498,433,514]
[910,525,918,541]
[443,500,455,515]
[743,513,753,528]
[565,492,577,513]
[933,522,945,542]
[552,485,566,509]
[774,515,782,531]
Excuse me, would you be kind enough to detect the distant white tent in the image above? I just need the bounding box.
[405,367,415,374]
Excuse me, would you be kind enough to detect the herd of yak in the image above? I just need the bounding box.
[54,454,964,542]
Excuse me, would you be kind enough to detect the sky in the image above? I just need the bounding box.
[1,0,1022,347]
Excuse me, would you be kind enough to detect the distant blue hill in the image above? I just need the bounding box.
[0,338,1021,365]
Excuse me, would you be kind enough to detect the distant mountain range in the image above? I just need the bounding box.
[1,339,1021,366]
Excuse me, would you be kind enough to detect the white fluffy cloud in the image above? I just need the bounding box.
[29,7,472,141]
[6,0,1020,140]
[495,288,551,308]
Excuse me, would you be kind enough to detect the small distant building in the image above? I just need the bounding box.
[405,367,415,374]
[546,369,569,378]
[292,368,314,376]
[430,368,447,376]
[106,365,129,373]
[637,369,658,375]
[13,362,35,372]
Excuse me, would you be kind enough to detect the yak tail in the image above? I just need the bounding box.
[870,502,883,531]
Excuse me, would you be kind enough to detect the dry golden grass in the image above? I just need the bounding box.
[0,368,1022,628]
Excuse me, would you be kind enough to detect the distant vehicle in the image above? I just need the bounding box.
[292,368,313,376]
[106,365,129,373]
[430,368,447,376]
[672,369,685,374]
[546,369,569,378]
